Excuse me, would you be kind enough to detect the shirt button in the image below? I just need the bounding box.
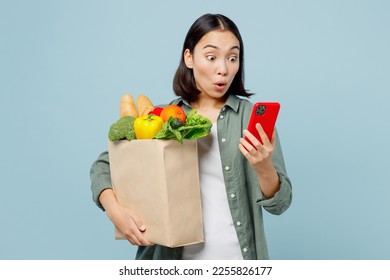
[219,115,224,119]
[225,166,230,171]
[221,138,226,143]
[243,248,248,253]
[230,193,235,198]
[236,221,241,226]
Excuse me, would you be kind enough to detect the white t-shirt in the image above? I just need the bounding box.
[182,124,243,260]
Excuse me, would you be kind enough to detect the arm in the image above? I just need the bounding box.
[239,123,280,198]
[99,188,152,246]
[90,152,152,246]
[90,151,112,210]
[239,124,292,214]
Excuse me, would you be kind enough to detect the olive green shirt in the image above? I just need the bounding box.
[90,94,292,260]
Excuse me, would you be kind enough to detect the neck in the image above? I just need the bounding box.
[190,95,227,111]
[190,95,227,123]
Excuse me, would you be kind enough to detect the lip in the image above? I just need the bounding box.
[214,81,227,91]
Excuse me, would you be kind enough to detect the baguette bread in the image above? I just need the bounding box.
[120,94,138,118]
[137,94,155,116]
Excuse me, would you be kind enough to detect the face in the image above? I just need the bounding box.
[184,30,240,101]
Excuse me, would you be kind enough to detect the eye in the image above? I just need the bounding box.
[228,55,238,62]
[206,55,216,61]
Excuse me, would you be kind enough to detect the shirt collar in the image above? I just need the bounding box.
[224,94,241,113]
[173,94,242,113]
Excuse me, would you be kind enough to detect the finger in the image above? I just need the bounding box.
[131,233,153,247]
[242,129,264,152]
[239,143,254,161]
[129,210,147,232]
[255,123,270,146]
[118,209,149,246]
[125,225,153,246]
[129,222,153,246]
[239,140,251,157]
[239,141,261,165]
[128,218,152,246]
[133,232,153,246]
[128,234,142,246]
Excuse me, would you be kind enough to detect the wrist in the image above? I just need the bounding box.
[255,160,275,177]
[99,188,119,215]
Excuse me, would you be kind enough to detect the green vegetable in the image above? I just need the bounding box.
[154,109,212,143]
[108,116,136,141]
[170,118,184,129]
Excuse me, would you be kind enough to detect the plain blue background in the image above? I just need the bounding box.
[1,0,389,260]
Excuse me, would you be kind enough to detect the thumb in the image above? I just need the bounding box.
[130,211,146,232]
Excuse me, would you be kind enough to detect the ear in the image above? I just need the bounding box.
[184,49,193,69]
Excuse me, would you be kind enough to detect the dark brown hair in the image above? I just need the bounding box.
[173,13,252,102]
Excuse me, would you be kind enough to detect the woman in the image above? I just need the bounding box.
[90,13,292,260]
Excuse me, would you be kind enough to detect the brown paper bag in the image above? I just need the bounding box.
[108,139,204,248]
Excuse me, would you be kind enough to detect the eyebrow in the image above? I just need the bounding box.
[203,44,240,51]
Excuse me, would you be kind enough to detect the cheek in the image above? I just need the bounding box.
[193,62,212,80]
[232,64,240,75]
[228,65,240,81]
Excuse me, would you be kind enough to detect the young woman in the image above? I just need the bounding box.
[90,13,292,260]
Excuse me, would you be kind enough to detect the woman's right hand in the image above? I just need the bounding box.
[99,188,153,246]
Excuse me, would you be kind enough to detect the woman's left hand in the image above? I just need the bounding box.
[239,123,275,172]
[239,123,280,198]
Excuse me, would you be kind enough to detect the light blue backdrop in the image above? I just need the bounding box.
[1,0,389,260]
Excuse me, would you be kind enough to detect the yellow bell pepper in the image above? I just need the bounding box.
[134,115,164,139]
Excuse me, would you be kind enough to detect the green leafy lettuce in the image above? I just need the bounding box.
[154,109,212,143]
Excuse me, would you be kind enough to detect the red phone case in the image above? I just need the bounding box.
[245,102,280,145]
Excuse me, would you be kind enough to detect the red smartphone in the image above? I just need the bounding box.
[245,102,280,145]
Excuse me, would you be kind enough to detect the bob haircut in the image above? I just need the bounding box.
[173,13,253,102]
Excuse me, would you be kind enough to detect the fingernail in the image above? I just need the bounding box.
[140,225,146,231]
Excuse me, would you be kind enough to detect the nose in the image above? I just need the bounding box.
[217,60,228,76]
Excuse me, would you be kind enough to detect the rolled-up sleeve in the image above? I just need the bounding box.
[257,174,292,215]
[90,151,112,211]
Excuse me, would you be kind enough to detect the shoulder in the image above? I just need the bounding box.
[156,97,183,108]
[169,97,182,105]
[238,97,254,111]
[169,97,192,112]
[228,94,253,106]
[227,95,254,116]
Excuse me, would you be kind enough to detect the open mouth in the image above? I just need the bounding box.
[215,82,227,90]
